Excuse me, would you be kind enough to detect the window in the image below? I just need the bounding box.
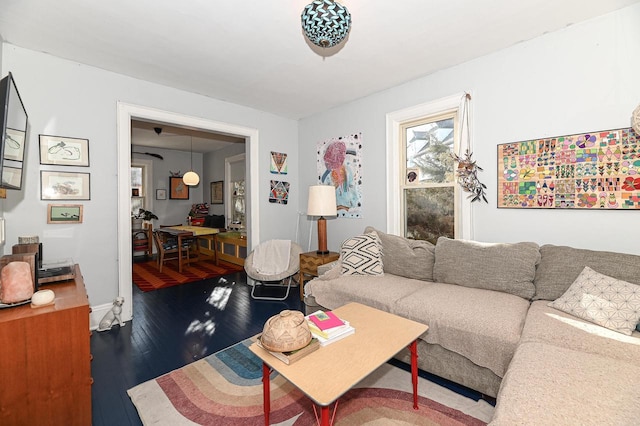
[131,165,144,214]
[401,113,457,243]
[131,159,153,216]
[386,93,471,241]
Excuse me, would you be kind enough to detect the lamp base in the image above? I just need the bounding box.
[317,216,328,255]
[315,250,330,255]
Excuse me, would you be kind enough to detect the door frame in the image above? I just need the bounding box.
[116,102,259,321]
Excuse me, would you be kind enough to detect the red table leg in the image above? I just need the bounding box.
[262,362,270,425]
[320,405,330,426]
[409,340,419,409]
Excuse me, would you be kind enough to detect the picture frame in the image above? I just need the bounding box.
[497,126,640,209]
[41,171,91,200]
[4,128,26,161]
[39,134,90,167]
[156,189,167,200]
[210,181,223,204]
[169,176,189,200]
[47,204,83,224]
[2,165,23,189]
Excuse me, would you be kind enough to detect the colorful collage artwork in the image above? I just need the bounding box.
[268,152,288,205]
[497,127,640,209]
[269,180,290,204]
[316,133,363,218]
[270,151,288,174]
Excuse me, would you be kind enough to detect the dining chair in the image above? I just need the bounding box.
[160,223,199,257]
[152,230,190,273]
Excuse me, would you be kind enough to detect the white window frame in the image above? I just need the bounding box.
[386,92,473,239]
[131,158,154,215]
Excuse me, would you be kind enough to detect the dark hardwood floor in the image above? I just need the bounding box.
[90,266,304,426]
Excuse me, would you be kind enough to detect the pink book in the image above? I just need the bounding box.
[309,311,344,331]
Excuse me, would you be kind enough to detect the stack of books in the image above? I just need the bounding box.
[256,336,320,365]
[306,310,355,346]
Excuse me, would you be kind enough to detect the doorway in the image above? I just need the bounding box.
[117,102,260,322]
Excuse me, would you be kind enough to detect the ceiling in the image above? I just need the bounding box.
[131,120,245,154]
[1,0,638,124]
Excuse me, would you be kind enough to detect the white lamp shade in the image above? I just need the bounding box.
[307,185,337,216]
[183,171,200,186]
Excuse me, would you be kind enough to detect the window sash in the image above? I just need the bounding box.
[386,92,472,240]
[399,111,459,240]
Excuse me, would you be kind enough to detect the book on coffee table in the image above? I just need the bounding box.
[306,310,355,346]
[256,336,320,365]
[308,310,344,330]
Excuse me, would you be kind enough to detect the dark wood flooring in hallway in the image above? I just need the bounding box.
[90,268,304,426]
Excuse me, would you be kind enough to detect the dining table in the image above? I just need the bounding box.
[157,225,221,272]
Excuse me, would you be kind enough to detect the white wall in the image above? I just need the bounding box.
[298,4,640,255]
[132,146,205,226]
[0,45,299,307]
[203,143,246,217]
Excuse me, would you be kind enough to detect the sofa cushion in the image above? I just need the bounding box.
[521,301,640,364]
[340,233,384,276]
[491,342,640,425]
[433,237,539,300]
[305,273,429,313]
[533,244,640,301]
[364,226,435,281]
[548,266,640,335]
[394,282,530,378]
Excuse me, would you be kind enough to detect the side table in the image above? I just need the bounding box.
[298,251,339,301]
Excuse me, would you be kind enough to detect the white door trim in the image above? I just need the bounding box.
[116,102,259,321]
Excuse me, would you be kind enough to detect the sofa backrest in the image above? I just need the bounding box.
[364,226,435,281]
[533,244,640,301]
[433,237,540,300]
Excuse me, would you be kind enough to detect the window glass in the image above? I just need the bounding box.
[131,165,145,215]
[401,113,457,243]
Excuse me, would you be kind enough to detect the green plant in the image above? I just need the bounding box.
[132,208,158,221]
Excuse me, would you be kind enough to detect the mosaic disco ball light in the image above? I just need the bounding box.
[301,0,351,48]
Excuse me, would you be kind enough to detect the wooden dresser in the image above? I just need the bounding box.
[0,264,92,425]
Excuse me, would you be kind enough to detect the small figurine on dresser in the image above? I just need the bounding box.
[97,296,125,331]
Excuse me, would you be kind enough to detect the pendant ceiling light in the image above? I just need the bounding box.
[183,137,200,186]
[301,0,351,48]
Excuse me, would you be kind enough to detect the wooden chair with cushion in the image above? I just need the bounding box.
[152,230,190,273]
[160,224,198,258]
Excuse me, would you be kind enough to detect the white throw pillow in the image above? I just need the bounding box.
[548,266,640,335]
[340,233,384,276]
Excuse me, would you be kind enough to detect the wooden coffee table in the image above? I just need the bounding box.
[249,302,429,426]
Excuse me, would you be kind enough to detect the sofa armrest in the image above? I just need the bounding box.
[318,260,340,276]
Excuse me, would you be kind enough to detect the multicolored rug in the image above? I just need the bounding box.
[128,337,494,425]
[132,260,243,292]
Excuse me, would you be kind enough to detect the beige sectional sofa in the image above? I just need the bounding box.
[305,227,640,424]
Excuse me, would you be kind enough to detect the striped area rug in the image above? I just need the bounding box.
[132,260,243,291]
[128,337,494,425]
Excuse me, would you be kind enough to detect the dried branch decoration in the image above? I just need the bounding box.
[451,93,488,203]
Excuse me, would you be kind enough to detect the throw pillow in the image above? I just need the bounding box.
[433,237,540,300]
[341,233,384,276]
[364,226,435,281]
[534,244,640,301]
[548,266,640,336]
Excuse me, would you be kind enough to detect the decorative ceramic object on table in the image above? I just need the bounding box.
[260,309,311,352]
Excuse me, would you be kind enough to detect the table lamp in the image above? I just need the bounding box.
[307,185,337,254]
